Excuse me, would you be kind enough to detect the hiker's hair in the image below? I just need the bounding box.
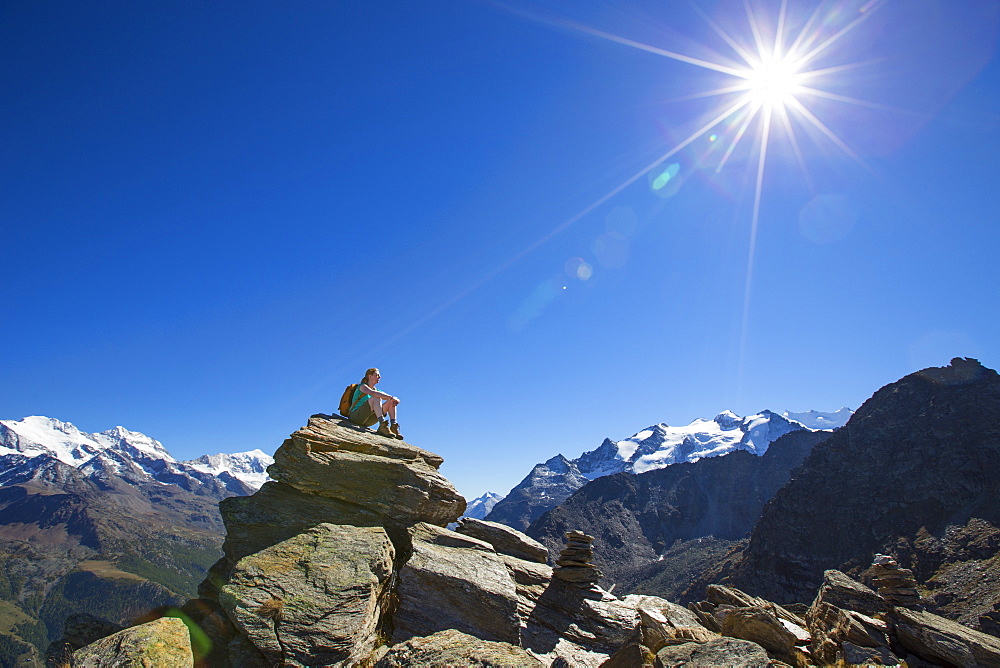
[362,368,379,383]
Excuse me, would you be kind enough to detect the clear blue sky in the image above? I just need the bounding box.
[3,0,998,499]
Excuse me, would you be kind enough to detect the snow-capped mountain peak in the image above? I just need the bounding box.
[183,449,273,490]
[463,491,503,520]
[782,407,852,430]
[0,416,272,495]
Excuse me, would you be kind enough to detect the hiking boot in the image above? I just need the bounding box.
[390,423,404,440]
[376,422,394,438]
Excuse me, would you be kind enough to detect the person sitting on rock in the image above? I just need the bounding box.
[347,368,403,439]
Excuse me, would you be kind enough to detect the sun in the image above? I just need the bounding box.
[742,56,804,109]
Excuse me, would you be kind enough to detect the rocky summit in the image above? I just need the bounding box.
[53,410,1000,667]
[701,357,1000,628]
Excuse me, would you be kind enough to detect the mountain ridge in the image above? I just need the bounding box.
[487,407,850,530]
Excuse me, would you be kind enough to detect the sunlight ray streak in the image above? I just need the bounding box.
[775,103,813,190]
[785,2,830,62]
[801,59,883,77]
[559,19,747,76]
[688,1,757,66]
[739,105,773,378]
[744,0,770,63]
[662,83,751,103]
[797,87,920,115]
[774,0,788,59]
[793,0,886,69]
[788,97,868,165]
[715,103,760,174]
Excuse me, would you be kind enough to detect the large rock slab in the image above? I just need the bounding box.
[218,480,385,563]
[810,569,888,617]
[219,523,394,667]
[73,617,193,667]
[721,605,808,666]
[890,607,1000,667]
[267,415,465,526]
[457,517,549,563]
[393,522,521,645]
[655,637,772,667]
[374,628,543,667]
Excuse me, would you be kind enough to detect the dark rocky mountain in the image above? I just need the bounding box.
[695,357,1000,631]
[524,429,831,599]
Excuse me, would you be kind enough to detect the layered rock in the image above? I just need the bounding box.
[267,415,465,526]
[685,570,1000,667]
[553,530,602,585]
[870,554,923,609]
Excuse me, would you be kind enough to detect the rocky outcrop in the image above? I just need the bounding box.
[72,617,193,667]
[375,629,543,667]
[685,570,1000,667]
[714,358,1000,610]
[190,414,713,667]
[267,416,465,526]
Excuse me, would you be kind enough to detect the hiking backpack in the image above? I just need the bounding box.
[338,383,359,417]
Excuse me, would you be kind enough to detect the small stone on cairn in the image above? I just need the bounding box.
[870,554,923,609]
[553,531,602,585]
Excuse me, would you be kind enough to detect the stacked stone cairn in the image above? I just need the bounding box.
[870,553,923,609]
[553,530,602,585]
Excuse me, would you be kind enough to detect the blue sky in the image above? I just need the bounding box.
[3,0,998,499]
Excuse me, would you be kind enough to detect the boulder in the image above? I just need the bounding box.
[890,607,1000,667]
[621,595,718,653]
[218,480,385,563]
[705,584,806,628]
[73,617,193,667]
[721,605,808,666]
[810,569,888,617]
[457,517,549,563]
[266,415,466,526]
[655,638,772,667]
[219,523,394,667]
[392,522,521,645]
[374,628,543,667]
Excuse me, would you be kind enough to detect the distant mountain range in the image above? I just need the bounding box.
[0,416,272,496]
[486,408,852,530]
[0,416,272,663]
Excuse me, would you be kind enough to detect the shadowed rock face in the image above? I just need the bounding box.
[716,358,1000,608]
